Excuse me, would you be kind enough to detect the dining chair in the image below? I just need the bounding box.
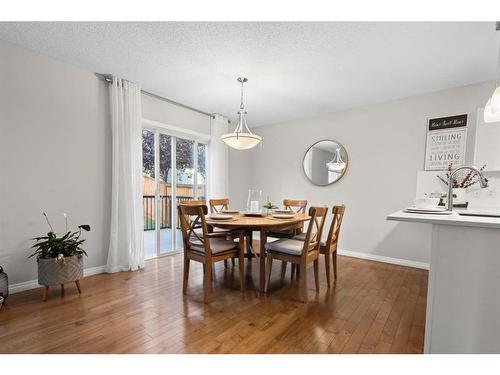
[267,199,308,239]
[209,198,229,213]
[208,197,237,268]
[178,203,245,303]
[264,206,328,303]
[293,205,346,287]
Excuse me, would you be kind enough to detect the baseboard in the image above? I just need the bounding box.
[337,249,429,270]
[9,265,106,294]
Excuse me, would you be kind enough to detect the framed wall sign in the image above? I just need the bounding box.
[424,114,468,171]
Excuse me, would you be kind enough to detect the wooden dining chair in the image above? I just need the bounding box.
[208,197,237,268]
[293,205,346,287]
[209,198,229,213]
[267,199,308,239]
[178,203,245,303]
[264,206,328,303]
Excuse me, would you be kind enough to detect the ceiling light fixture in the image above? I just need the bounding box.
[484,22,500,123]
[221,77,262,150]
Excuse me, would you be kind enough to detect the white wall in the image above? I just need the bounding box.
[0,40,214,289]
[229,81,496,266]
[0,39,111,285]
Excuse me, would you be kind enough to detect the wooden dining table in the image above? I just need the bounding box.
[205,212,310,292]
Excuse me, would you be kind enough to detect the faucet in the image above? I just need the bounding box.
[447,166,489,211]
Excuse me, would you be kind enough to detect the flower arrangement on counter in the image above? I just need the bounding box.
[437,163,487,189]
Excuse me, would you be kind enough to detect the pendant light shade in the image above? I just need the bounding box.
[221,77,262,150]
[221,131,262,150]
[484,98,500,123]
[484,22,500,123]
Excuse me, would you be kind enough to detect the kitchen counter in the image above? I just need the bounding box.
[387,208,500,229]
[387,208,500,353]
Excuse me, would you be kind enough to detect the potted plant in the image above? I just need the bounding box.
[29,213,90,301]
[438,163,487,205]
[263,199,278,215]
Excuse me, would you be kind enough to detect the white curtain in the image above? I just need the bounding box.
[209,114,229,198]
[106,77,144,273]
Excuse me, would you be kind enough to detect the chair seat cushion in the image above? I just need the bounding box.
[190,238,238,254]
[292,233,327,247]
[265,239,305,256]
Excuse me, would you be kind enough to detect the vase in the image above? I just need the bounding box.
[452,188,467,205]
[246,189,263,214]
[38,255,83,286]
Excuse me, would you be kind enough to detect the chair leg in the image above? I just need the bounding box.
[291,264,296,280]
[300,263,308,304]
[324,252,331,288]
[183,258,190,295]
[60,284,65,296]
[75,280,82,294]
[231,258,235,267]
[265,256,273,293]
[333,251,338,279]
[313,259,319,292]
[42,286,49,302]
[224,259,228,268]
[280,261,287,280]
[239,255,245,292]
[204,262,212,304]
[296,264,300,280]
[239,231,245,291]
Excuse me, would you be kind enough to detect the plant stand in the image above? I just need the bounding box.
[42,280,81,302]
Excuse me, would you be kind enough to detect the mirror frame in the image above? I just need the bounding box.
[302,139,349,186]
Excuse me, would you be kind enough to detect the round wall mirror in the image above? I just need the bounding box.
[303,140,348,186]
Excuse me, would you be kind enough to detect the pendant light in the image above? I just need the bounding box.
[484,22,500,123]
[326,148,346,173]
[221,77,262,150]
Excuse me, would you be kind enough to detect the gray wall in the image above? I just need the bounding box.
[0,40,212,287]
[0,39,111,284]
[228,81,495,265]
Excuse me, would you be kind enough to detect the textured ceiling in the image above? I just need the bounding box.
[0,22,498,126]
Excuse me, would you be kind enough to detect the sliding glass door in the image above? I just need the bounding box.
[142,128,208,259]
[158,134,173,255]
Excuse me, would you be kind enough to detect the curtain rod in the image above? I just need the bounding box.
[95,73,215,119]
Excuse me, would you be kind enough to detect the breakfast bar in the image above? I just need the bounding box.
[387,210,500,353]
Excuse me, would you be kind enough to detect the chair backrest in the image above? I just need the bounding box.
[209,198,229,213]
[283,199,308,213]
[180,199,206,206]
[177,203,210,253]
[324,205,346,252]
[301,206,328,257]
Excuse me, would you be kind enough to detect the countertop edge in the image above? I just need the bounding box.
[386,210,500,229]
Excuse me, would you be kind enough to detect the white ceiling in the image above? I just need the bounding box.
[0,22,498,126]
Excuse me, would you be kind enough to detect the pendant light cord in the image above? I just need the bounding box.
[240,79,245,110]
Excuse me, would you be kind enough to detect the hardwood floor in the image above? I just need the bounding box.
[0,249,427,354]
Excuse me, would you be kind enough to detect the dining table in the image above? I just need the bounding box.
[205,212,310,293]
